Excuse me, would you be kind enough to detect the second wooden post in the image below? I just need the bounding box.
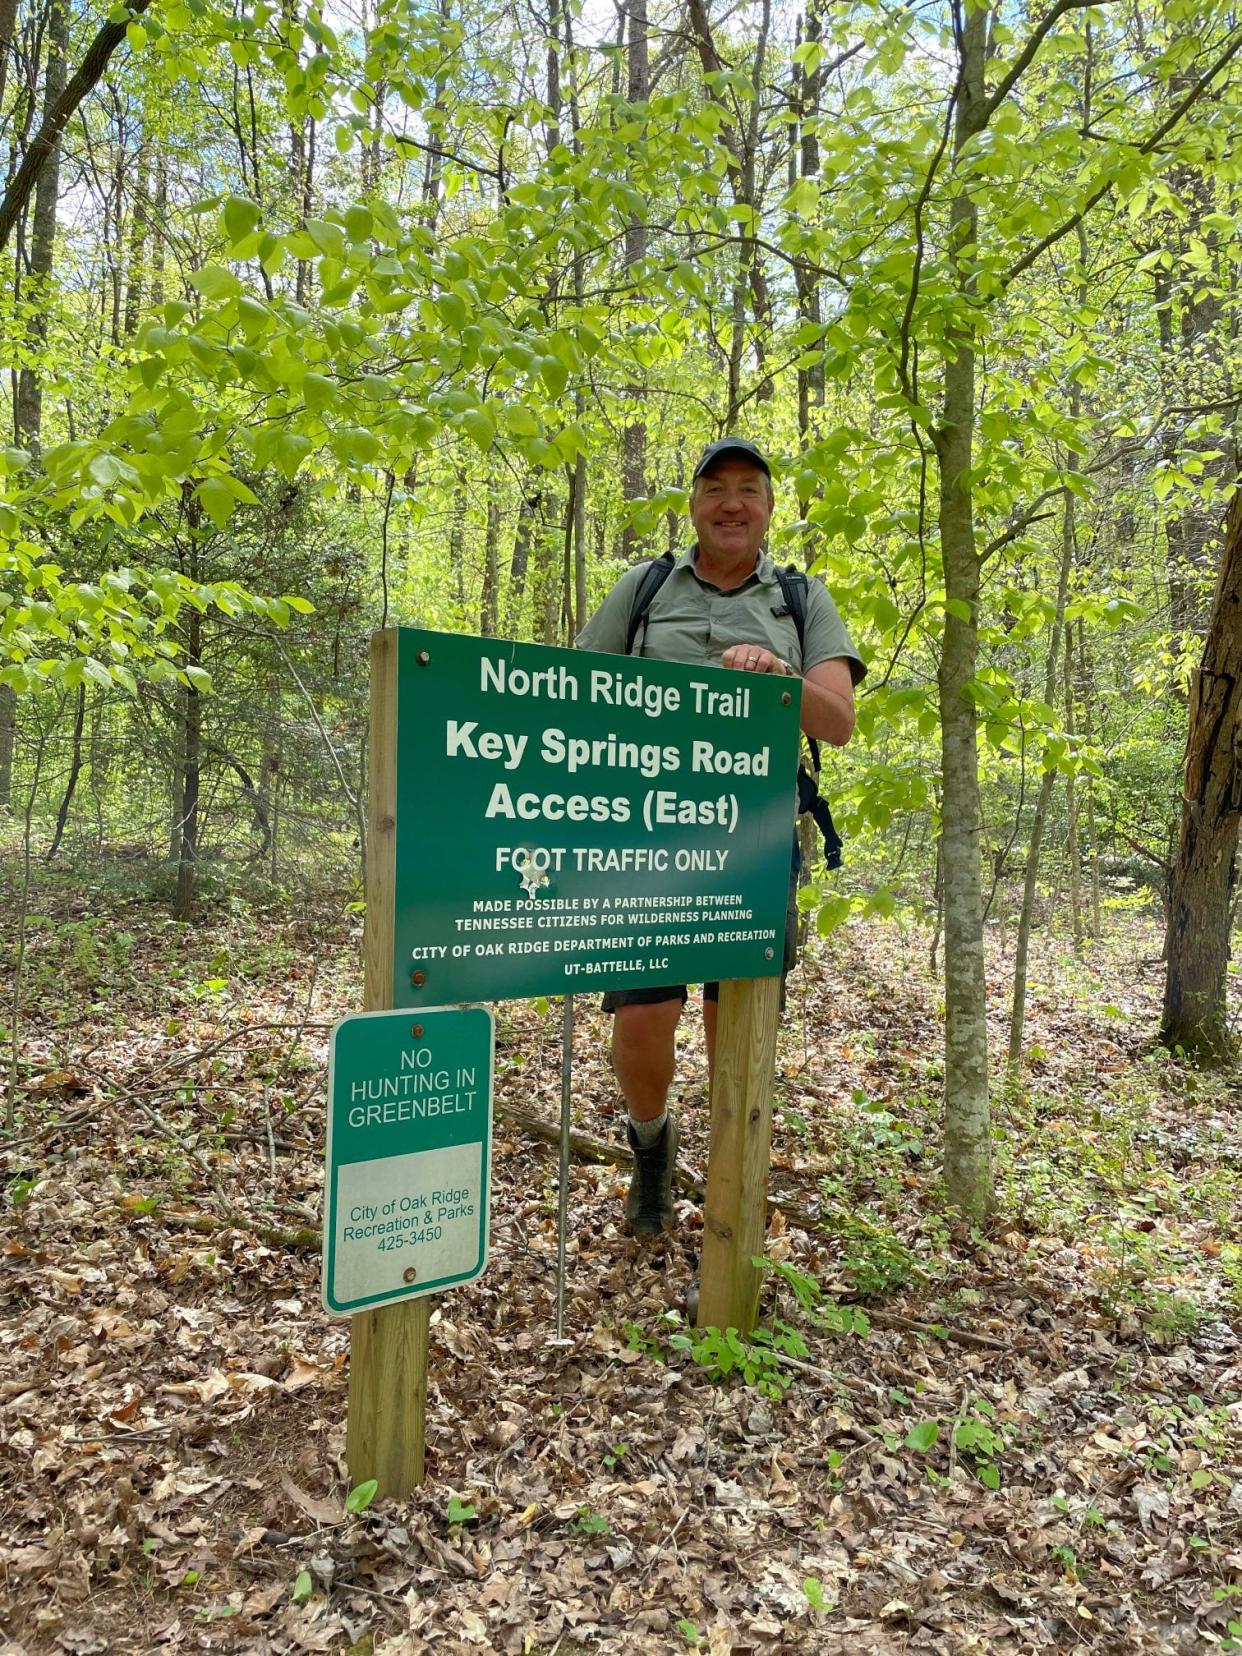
[696,973,782,1335]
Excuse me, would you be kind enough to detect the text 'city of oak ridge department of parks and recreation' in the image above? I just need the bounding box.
[390,629,802,1005]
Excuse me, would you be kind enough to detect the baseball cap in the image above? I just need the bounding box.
[691,437,772,481]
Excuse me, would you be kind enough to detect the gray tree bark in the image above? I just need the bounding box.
[930,2,992,1217]
[14,0,68,449]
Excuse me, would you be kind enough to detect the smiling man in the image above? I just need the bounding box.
[576,437,865,1243]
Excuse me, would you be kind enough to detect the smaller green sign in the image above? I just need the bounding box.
[323,1007,494,1316]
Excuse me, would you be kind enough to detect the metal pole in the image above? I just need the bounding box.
[555,993,574,1342]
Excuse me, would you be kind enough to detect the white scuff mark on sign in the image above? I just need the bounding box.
[513,849,550,899]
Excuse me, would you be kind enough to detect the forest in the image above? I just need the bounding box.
[2,0,1241,1650]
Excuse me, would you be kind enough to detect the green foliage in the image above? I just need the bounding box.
[668,1319,809,1401]
[445,1495,476,1525]
[345,1479,378,1514]
[570,1506,610,1538]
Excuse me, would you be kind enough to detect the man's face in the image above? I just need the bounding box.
[690,458,773,565]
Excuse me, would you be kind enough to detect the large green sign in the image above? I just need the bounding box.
[322,1007,493,1316]
[392,628,802,1005]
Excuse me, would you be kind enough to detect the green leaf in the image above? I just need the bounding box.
[190,265,243,302]
[445,1495,477,1524]
[904,1419,940,1453]
[460,407,495,452]
[345,1478,378,1514]
[197,479,236,529]
[290,1569,313,1605]
[222,195,261,243]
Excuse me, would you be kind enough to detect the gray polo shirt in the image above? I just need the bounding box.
[576,546,866,681]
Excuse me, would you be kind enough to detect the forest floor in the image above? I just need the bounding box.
[1,865,1241,1656]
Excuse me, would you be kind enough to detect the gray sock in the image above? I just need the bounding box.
[629,1108,668,1148]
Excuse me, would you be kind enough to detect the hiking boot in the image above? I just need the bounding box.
[625,1116,679,1234]
[685,1273,700,1325]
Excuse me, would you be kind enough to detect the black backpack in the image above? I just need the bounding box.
[625,551,843,869]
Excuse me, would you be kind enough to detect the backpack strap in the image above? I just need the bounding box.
[624,549,676,655]
[775,566,846,869]
[772,563,808,661]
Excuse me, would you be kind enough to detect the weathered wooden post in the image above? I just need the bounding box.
[346,629,429,1496]
[696,975,782,1334]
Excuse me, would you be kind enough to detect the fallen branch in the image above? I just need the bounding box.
[129,1204,321,1254]
[863,1309,1007,1352]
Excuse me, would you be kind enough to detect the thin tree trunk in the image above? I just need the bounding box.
[0,685,14,812]
[1006,484,1075,1072]
[503,485,540,639]
[263,672,280,884]
[931,3,991,1217]
[480,468,500,637]
[0,0,17,112]
[619,0,648,562]
[1064,622,1084,953]
[174,612,202,922]
[14,0,68,449]
[122,142,149,337]
[1160,490,1242,1060]
[46,682,86,859]
[1076,617,1102,936]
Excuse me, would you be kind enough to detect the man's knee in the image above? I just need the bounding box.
[612,997,683,1067]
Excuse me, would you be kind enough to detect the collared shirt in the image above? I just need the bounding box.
[576,546,866,682]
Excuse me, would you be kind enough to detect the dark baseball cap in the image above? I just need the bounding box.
[691,437,772,481]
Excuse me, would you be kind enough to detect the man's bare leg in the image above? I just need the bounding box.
[611,999,683,1121]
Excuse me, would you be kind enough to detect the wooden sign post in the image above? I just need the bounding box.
[696,974,782,1335]
[347,630,429,1497]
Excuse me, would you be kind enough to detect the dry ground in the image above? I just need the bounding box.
[2,873,1240,1654]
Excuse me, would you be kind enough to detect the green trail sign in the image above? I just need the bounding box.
[323,1007,493,1316]
[391,628,802,1005]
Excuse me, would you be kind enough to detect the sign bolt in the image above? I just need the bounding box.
[403,1267,418,1284]
[411,1024,424,1038]
[764,947,774,960]
[416,650,430,666]
[411,969,427,987]
[781,692,792,706]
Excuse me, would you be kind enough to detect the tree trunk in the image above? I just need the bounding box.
[1160,490,1242,1061]
[0,685,14,812]
[1006,483,1075,1072]
[14,0,68,449]
[503,484,540,639]
[0,0,152,252]
[46,682,86,859]
[931,3,991,1217]
[480,467,500,637]
[619,0,648,562]
[122,142,149,337]
[174,613,202,922]
[1064,621,1084,953]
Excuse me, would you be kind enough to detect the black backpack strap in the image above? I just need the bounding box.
[772,563,808,660]
[624,549,676,655]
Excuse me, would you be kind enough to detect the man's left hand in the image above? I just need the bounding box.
[721,644,792,676]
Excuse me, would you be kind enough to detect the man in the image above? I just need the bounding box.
[576,437,865,1235]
